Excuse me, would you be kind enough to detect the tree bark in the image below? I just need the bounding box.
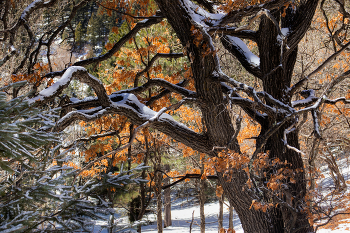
[156,169,163,233]
[229,203,234,230]
[163,164,172,228]
[200,163,206,233]
[218,193,223,231]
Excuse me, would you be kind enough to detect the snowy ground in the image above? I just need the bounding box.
[140,197,243,233]
[92,156,350,233]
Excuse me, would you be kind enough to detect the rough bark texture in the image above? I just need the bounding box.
[218,194,224,230]
[200,163,206,233]
[229,204,234,230]
[156,170,163,233]
[163,164,172,228]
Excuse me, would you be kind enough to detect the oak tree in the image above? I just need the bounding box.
[1,0,350,233]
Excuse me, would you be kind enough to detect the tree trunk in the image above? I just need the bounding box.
[200,163,206,233]
[163,164,172,228]
[229,203,233,230]
[218,193,223,231]
[156,169,163,233]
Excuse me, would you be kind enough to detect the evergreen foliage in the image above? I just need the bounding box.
[0,82,148,232]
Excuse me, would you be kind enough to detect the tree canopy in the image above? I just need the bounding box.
[1,0,350,232]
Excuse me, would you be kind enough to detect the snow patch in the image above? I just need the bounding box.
[39,66,86,97]
[225,36,260,67]
[110,93,189,129]
[277,27,290,44]
[181,0,224,27]
[21,0,44,21]
[28,66,87,104]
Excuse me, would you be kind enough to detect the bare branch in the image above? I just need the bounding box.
[44,15,164,79]
[114,78,197,98]
[162,173,218,190]
[135,52,184,80]
[219,0,290,25]
[209,27,257,41]
[288,40,350,96]
[63,130,124,150]
[96,1,164,19]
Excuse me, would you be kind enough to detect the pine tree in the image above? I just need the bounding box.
[0,82,149,232]
[75,22,84,51]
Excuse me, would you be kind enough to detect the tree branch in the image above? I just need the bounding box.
[135,52,184,80]
[162,173,218,190]
[221,35,262,78]
[288,40,350,97]
[219,0,290,25]
[114,78,197,98]
[30,66,111,107]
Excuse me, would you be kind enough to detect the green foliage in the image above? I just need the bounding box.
[0,82,149,232]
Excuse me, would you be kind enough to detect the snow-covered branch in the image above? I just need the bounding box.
[221,35,261,78]
[29,66,111,107]
[32,67,211,154]
[214,70,277,117]
[1,0,58,41]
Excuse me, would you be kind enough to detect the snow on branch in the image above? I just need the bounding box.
[29,66,111,107]
[223,36,260,67]
[221,35,261,78]
[181,0,224,27]
[31,66,210,154]
[292,89,318,108]
[71,98,198,184]
[20,0,58,22]
[214,70,276,117]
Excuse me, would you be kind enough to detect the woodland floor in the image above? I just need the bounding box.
[92,157,350,233]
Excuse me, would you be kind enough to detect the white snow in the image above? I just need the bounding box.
[28,66,87,104]
[141,200,244,233]
[181,0,224,27]
[110,93,186,126]
[21,0,44,21]
[277,27,290,44]
[39,66,86,97]
[281,28,290,37]
[225,36,260,67]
